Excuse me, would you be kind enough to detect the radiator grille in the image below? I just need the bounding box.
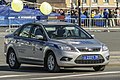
[75,54,104,64]
[78,48,101,52]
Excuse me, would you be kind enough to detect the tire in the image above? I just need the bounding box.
[44,52,60,72]
[93,65,105,71]
[8,49,21,69]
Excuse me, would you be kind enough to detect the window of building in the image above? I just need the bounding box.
[114,0,116,2]
[92,0,98,3]
[103,0,109,3]
[83,0,87,4]
[25,0,36,2]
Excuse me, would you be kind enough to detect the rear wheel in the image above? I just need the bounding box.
[45,52,60,72]
[8,50,21,69]
[93,65,105,71]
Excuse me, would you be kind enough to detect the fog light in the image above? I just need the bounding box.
[106,56,110,60]
[60,57,72,61]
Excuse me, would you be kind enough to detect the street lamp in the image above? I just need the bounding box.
[78,0,81,26]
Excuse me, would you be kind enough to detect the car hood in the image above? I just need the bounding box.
[50,39,102,48]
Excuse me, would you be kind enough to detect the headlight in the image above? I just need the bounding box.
[102,45,108,51]
[58,44,75,51]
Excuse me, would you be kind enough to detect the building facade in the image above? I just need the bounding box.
[24,0,66,8]
[66,0,120,9]
[37,0,66,8]
[23,0,120,9]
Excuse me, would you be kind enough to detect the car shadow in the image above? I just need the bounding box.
[0,65,95,73]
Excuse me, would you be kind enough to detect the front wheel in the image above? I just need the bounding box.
[8,50,21,69]
[93,65,105,71]
[45,52,60,72]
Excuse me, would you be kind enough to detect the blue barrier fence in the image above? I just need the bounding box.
[0,5,49,26]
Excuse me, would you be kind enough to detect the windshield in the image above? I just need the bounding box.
[44,25,93,39]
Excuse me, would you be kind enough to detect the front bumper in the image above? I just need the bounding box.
[56,50,110,67]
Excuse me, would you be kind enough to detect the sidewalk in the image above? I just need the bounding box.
[84,26,120,32]
[0,27,8,32]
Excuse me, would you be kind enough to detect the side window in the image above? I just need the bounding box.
[31,26,44,39]
[79,29,90,39]
[14,28,21,36]
[80,31,87,38]
[19,25,31,38]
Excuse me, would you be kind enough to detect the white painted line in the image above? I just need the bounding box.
[0,75,21,79]
[0,74,36,79]
[0,71,120,79]
[0,36,4,38]
[31,71,120,80]
[0,75,26,78]
[84,28,120,30]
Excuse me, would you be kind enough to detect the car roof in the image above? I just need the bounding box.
[36,21,75,26]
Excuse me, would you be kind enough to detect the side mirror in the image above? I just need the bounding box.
[91,35,95,38]
[35,35,44,40]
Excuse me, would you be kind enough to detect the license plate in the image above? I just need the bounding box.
[82,55,99,60]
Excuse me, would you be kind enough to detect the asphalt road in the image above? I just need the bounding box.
[90,32,120,51]
[0,65,119,80]
[0,31,120,80]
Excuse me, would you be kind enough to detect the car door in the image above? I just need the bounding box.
[30,25,46,62]
[15,24,33,61]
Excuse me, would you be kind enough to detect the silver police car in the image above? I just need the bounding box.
[4,22,110,72]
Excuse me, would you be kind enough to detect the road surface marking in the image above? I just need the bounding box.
[0,71,120,79]
[0,74,39,79]
[0,74,32,78]
[31,71,120,80]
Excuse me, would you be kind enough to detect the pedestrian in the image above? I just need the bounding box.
[114,8,120,26]
[108,9,115,27]
[58,9,65,21]
[65,12,71,23]
[91,10,95,18]
[91,10,96,27]
[83,8,89,18]
[83,8,89,27]
[103,9,109,27]
[59,9,65,16]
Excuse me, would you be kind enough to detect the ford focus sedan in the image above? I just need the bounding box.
[4,22,110,72]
